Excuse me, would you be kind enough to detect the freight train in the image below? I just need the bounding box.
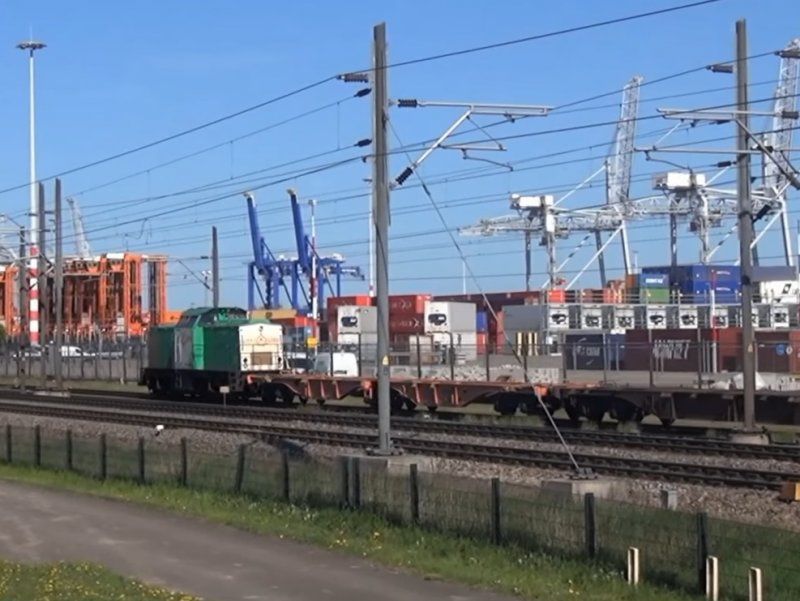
[139,307,293,402]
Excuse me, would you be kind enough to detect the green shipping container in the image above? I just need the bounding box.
[147,325,175,369]
[202,324,243,372]
[640,287,671,304]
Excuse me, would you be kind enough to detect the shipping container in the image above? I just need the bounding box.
[577,304,610,329]
[502,304,570,332]
[389,294,431,314]
[476,332,488,355]
[624,329,702,371]
[563,333,625,370]
[389,313,425,334]
[639,287,671,304]
[337,305,377,334]
[326,295,373,310]
[638,271,670,287]
[545,289,566,303]
[753,265,799,282]
[476,311,489,332]
[670,264,740,286]
[424,301,477,333]
[249,308,297,321]
[758,280,800,303]
[602,288,624,304]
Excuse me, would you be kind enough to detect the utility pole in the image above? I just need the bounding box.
[17,227,27,391]
[372,22,394,455]
[736,18,756,431]
[37,182,47,384]
[211,226,220,308]
[17,39,45,349]
[309,198,318,340]
[54,178,63,389]
[17,228,26,347]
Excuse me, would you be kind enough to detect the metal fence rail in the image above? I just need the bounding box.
[1,424,799,600]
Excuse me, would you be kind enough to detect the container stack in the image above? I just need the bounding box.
[637,269,671,303]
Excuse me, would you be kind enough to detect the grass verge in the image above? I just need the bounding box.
[0,560,199,601]
[0,463,694,601]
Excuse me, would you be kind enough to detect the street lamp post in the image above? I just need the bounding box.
[17,39,46,348]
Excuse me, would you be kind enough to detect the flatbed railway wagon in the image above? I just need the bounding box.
[140,307,288,400]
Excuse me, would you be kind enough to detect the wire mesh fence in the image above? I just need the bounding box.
[1,423,799,599]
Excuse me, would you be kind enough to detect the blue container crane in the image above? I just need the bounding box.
[245,190,363,314]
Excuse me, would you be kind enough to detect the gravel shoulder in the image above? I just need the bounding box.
[1,410,798,533]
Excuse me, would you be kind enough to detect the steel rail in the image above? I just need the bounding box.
[0,399,795,490]
[5,389,800,462]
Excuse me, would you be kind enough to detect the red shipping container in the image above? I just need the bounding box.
[545,289,566,303]
[389,294,431,314]
[476,332,487,355]
[389,313,425,334]
[602,288,624,304]
[326,295,373,310]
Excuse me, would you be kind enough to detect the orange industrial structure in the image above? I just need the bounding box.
[0,252,170,340]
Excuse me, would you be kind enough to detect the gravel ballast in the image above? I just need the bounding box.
[1,411,799,533]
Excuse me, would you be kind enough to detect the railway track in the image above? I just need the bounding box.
[0,397,796,490]
[4,389,800,462]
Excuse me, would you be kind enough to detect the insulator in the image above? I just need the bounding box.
[396,99,418,108]
[355,138,372,147]
[355,87,372,98]
[395,167,413,185]
[338,72,370,83]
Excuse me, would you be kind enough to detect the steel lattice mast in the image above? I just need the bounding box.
[458,76,643,290]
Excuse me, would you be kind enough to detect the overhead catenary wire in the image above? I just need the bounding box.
[386,115,586,472]
[0,0,729,199]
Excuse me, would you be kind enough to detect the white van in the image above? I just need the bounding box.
[310,352,359,377]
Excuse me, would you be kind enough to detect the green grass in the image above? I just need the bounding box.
[0,463,695,601]
[0,560,200,601]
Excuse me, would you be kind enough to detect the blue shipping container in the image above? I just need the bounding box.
[476,311,489,332]
[638,272,670,288]
[681,282,741,304]
[671,264,741,286]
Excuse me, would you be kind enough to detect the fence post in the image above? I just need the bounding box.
[626,547,640,586]
[696,512,710,593]
[234,444,246,494]
[5,424,11,463]
[179,438,188,486]
[484,343,491,381]
[490,477,501,545]
[349,457,361,510]
[584,493,598,559]
[409,464,420,524]
[339,456,350,508]
[137,437,146,484]
[416,335,422,379]
[33,425,41,468]
[65,429,73,471]
[281,450,290,502]
[99,434,107,481]
[748,567,762,601]
[706,556,719,600]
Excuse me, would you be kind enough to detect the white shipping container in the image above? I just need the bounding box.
[759,279,800,304]
[502,304,570,332]
[636,305,668,329]
[577,305,608,330]
[757,304,790,329]
[430,331,478,362]
[711,306,729,328]
[610,305,635,333]
[668,305,699,329]
[337,305,377,334]
[424,301,476,333]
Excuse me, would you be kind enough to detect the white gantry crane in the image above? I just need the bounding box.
[458,76,643,290]
[66,197,92,259]
[640,38,800,267]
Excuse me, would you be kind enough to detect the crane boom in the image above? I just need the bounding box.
[66,197,91,259]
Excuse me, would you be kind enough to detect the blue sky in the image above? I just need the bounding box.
[0,0,797,310]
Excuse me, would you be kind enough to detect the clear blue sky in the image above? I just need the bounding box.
[0,0,797,310]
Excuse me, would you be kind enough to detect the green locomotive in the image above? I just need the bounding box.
[139,307,287,399]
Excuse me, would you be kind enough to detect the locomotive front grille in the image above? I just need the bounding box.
[250,352,274,366]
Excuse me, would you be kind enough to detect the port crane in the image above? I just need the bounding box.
[245,190,363,315]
